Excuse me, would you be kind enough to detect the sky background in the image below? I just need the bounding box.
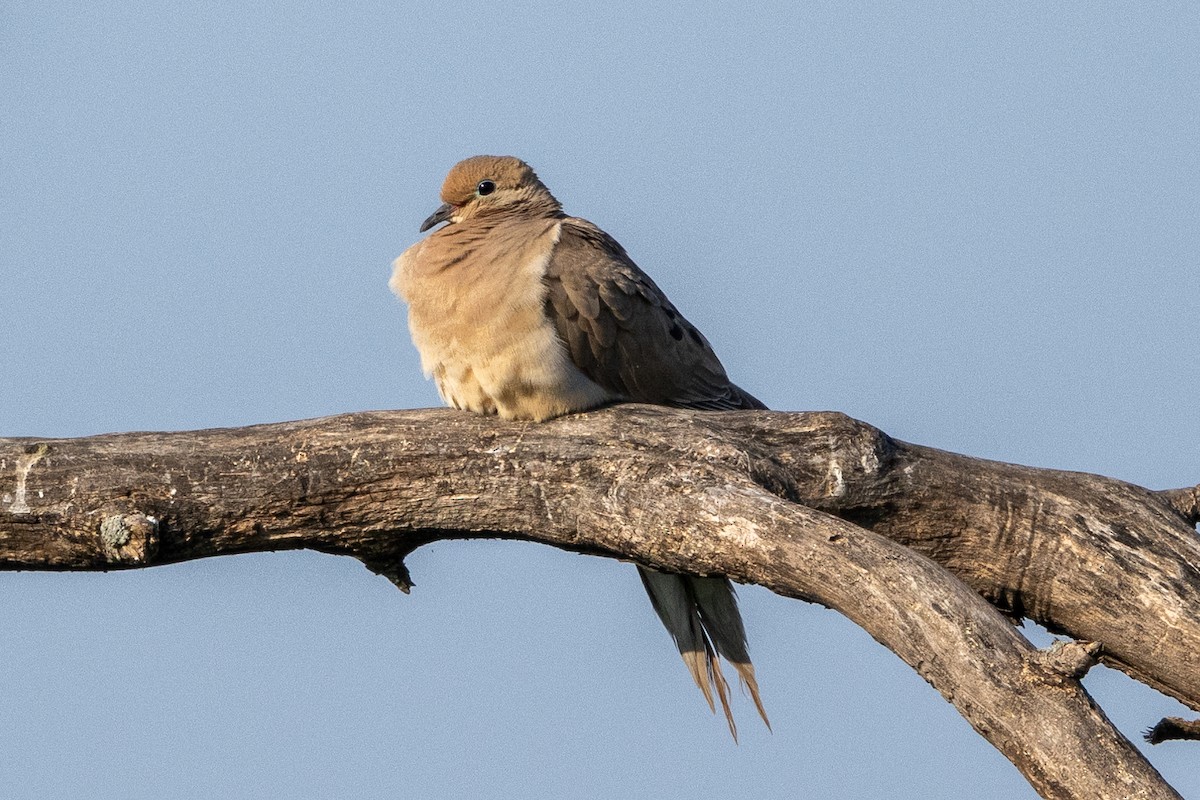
[2,3,1198,798]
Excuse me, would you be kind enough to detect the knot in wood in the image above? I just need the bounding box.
[99,512,159,565]
[1027,640,1102,684]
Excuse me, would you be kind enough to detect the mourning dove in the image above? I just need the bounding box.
[390,155,769,738]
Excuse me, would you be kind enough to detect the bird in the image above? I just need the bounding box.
[390,155,770,738]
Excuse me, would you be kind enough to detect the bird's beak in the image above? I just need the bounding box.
[420,202,455,233]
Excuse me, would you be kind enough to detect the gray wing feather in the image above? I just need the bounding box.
[544,219,766,411]
[545,219,771,734]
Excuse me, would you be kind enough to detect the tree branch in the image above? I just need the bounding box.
[1146,717,1200,745]
[1,407,1192,800]
[1159,485,1200,526]
[748,413,1200,714]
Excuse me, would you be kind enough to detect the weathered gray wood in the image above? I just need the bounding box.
[1,406,1195,800]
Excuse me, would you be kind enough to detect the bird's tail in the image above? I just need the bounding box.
[637,567,770,740]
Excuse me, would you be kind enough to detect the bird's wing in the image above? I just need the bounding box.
[543,218,765,410]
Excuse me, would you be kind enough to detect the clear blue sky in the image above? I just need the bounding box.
[2,3,1198,798]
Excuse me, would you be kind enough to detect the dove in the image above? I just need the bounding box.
[391,155,769,738]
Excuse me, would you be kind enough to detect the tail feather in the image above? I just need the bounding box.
[638,567,769,739]
[691,576,771,730]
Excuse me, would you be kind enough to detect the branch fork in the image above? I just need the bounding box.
[2,407,1195,800]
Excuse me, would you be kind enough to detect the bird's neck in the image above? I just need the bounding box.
[492,187,564,223]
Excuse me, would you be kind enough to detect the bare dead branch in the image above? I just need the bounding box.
[715,412,1200,714]
[1030,640,1102,682]
[1158,486,1200,526]
[1145,717,1200,745]
[1,407,1193,800]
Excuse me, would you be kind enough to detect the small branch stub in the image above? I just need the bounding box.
[1145,717,1200,745]
[358,555,415,594]
[1030,640,1102,682]
[1158,486,1200,526]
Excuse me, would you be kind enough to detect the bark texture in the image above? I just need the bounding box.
[2,407,1196,799]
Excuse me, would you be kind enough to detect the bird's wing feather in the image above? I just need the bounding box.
[544,218,765,410]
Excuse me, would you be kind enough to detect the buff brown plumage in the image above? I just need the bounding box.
[391,155,768,738]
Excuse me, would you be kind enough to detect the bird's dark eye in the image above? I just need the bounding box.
[477,180,496,196]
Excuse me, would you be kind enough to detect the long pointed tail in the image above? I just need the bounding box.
[638,567,770,740]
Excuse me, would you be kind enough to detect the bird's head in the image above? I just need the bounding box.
[419,155,562,232]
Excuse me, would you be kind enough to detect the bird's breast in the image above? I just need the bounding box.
[391,218,615,421]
